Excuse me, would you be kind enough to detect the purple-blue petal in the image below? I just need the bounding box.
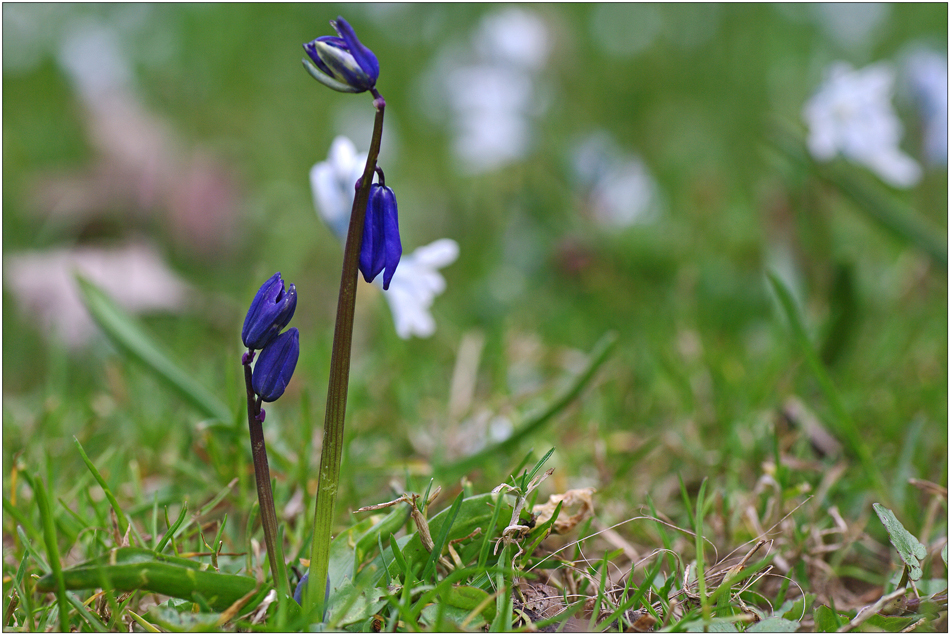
[368,185,387,280]
[359,184,383,283]
[357,183,401,288]
[379,186,401,290]
[302,39,335,78]
[242,273,297,350]
[293,572,330,607]
[252,328,299,402]
[333,16,379,85]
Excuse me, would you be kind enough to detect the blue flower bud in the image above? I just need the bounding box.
[293,571,331,606]
[302,17,379,93]
[242,273,297,351]
[359,183,401,290]
[252,328,299,403]
[293,571,307,604]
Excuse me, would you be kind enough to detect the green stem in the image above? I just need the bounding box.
[306,96,386,617]
[244,362,291,601]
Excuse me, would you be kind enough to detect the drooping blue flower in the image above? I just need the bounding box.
[293,571,331,607]
[252,327,299,402]
[303,17,379,93]
[310,138,460,340]
[242,273,297,351]
[359,183,401,290]
[293,572,307,604]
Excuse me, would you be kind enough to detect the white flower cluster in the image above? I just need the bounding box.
[571,132,664,228]
[803,61,922,188]
[422,8,551,174]
[904,49,948,166]
[310,136,459,339]
[310,136,364,242]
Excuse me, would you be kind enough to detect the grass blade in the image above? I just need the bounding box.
[420,492,463,582]
[769,123,947,269]
[73,437,135,542]
[437,331,617,480]
[35,549,270,613]
[822,163,947,270]
[155,503,188,553]
[767,272,886,498]
[34,476,68,632]
[66,592,108,632]
[476,489,507,572]
[75,274,231,423]
[693,478,710,628]
[127,610,161,633]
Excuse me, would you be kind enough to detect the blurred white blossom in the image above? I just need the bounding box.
[475,8,550,71]
[57,20,132,100]
[904,49,948,166]
[4,242,190,349]
[811,3,889,52]
[382,239,460,339]
[310,137,458,339]
[572,132,664,227]
[421,8,551,174]
[803,61,922,188]
[309,136,366,240]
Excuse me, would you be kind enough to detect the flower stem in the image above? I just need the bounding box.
[306,95,386,617]
[244,358,291,601]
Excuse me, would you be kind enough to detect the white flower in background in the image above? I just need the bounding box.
[904,49,948,166]
[310,137,459,339]
[4,242,189,349]
[474,7,550,71]
[447,65,536,172]
[422,8,551,174]
[803,61,922,188]
[382,239,460,339]
[309,136,366,240]
[57,20,132,101]
[571,132,664,227]
[811,3,889,52]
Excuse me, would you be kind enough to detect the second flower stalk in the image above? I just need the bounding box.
[239,162,402,608]
[241,271,299,602]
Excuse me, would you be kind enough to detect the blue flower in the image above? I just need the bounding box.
[303,17,379,93]
[293,572,307,604]
[252,328,299,402]
[359,183,401,290]
[293,571,331,607]
[310,138,460,340]
[242,273,297,351]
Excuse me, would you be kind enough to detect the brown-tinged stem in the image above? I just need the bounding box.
[244,359,291,601]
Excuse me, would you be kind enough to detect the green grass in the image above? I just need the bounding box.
[3,3,947,631]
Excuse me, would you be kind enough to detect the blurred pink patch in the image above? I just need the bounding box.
[29,22,240,258]
[4,241,190,349]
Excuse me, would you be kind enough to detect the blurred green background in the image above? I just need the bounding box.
[3,3,946,544]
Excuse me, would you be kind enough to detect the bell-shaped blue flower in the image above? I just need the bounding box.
[303,17,379,94]
[252,328,299,403]
[293,571,331,607]
[242,273,297,351]
[359,183,401,290]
